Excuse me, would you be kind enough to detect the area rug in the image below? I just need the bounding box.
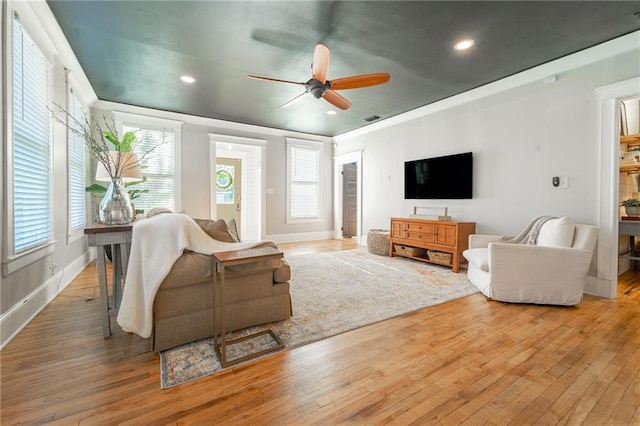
[160,248,478,388]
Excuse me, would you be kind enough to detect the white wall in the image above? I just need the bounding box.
[335,38,640,238]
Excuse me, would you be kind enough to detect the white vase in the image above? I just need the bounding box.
[625,206,640,217]
[99,178,134,225]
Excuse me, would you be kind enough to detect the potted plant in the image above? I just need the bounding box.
[621,198,640,216]
[51,104,162,224]
[85,177,149,216]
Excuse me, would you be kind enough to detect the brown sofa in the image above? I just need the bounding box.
[151,219,292,352]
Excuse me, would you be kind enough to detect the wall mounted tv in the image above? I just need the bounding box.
[404,152,473,199]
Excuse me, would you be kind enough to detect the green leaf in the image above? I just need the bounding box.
[124,176,147,188]
[85,183,108,194]
[120,131,137,152]
[103,131,121,150]
[128,189,149,200]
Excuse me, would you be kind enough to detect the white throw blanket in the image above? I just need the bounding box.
[501,216,555,245]
[117,213,274,338]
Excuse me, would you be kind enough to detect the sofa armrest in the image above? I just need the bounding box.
[273,259,290,283]
[488,243,593,305]
[469,234,503,249]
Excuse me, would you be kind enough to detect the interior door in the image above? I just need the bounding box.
[216,158,241,236]
[342,163,358,237]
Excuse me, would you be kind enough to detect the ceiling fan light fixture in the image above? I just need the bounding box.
[327,110,337,115]
[180,75,196,83]
[248,43,389,111]
[454,39,475,51]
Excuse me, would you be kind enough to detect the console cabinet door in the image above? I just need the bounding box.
[391,220,408,238]
[435,224,456,246]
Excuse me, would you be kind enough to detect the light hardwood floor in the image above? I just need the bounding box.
[2,239,639,425]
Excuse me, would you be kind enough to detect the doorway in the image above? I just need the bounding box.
[617,96,640,293]
[597,76,640,299]
[216,157,242,236]
[334,151,362,241]
[342,163,358,237]
[210,135,266,242]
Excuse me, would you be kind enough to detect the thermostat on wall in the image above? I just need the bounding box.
[552,176,569,188]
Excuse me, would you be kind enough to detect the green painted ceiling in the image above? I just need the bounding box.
[47,1,640,137]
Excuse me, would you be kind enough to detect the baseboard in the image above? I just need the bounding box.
[584,275,615,299]
[332,231,366,246]
[0,252,93,350]
[265,231,335,244]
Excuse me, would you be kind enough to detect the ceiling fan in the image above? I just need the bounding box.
[248,44,390,110]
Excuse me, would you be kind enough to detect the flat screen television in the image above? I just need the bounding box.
[404,152,473,199]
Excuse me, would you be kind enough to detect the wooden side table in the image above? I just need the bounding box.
[212,246,285,367]
[84,224,133,337]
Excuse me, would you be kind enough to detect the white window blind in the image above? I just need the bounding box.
[68,89,86,233]
[12,13,52,253]
[125,125,176,212]
[288,144,320,220]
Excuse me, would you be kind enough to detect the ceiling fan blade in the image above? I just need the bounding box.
[247,75,306,86]
[280,91,309,109]
[322,90,351,110]
[329,73,390,90]
[312,44,330,84]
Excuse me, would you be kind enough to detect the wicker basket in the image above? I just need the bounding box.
[428,250,453,264]
[367,229,390,256]
[394,244,425,257]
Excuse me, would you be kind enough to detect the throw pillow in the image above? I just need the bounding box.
[194,218,239,243]
[227,218,240,242]
[536,216,575,248]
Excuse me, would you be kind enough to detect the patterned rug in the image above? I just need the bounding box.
[160,248,478,388]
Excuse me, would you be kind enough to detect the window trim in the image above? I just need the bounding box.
[3,7,56,276]
[285,138,323,224]
[113,112,183,212]
[66,75,89,242]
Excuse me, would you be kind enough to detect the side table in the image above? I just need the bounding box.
[84,224,133,337]
[212,246,285,367]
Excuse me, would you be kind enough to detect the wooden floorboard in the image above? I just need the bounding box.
[2,238,640,425]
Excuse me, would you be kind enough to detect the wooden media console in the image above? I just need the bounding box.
[389,217,476,272]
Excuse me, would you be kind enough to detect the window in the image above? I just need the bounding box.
[10,12,52,254]
[115,113,182,214]
[216,165,235,204]
[286,139,321,222]
[68,88,86,233]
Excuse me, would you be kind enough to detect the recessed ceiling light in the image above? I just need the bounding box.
[454,39,475,51]
[327,110,337,115]
[180,75,196,83]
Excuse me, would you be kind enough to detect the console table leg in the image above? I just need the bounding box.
[96,245,111,337]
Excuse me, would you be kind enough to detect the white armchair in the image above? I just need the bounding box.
[463,223,598,306]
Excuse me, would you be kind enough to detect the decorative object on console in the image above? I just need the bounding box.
[621,198,640,217]
[95,151,143,224]
[410,206,451,221]
[51,104,161,224]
